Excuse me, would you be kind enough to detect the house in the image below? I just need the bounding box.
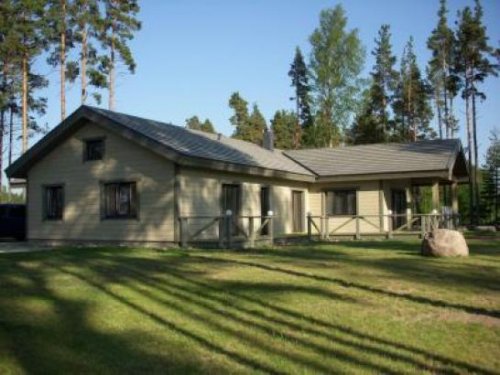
[6,106,468,246]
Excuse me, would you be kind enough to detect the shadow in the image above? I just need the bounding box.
[1,247,498,374]
[188,254,500,319]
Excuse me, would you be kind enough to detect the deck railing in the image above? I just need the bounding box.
[307,212,460,240]
[178,210,274,248]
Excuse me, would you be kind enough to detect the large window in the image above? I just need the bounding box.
[326,189,357,216]
[103,182,137,219]
[84,138,105,161]
[44,185,64,220]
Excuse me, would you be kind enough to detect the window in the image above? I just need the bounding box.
[84,139,104,161]
[44,185,64,220]
[103,182,137,219]
[326,189,357,216]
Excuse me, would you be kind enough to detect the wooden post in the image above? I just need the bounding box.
[180,217,188,248]
[249,217,255,249]
[267,211,274,246]
[421,215,426,238]
[307,213,312,240]
[325,216,330,240]
[355,215,361,240]
[387,211,393,239]
[218,216,224,248]
[432,180,440,212]
[405,186,413,230]
[378,180,384,233]
[225,210,232,249]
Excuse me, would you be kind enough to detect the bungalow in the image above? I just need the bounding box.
[6,106,468,247]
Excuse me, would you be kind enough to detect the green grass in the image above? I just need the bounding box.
[0,239,499,374]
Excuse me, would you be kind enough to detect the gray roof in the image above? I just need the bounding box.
[285,139,465,178]
[6,106,467,182]
[90,107,313,177]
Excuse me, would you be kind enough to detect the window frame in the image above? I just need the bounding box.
[101,181,139,220]
[83,137,105,162]
[325,188,358,217]
[43,184,65,221]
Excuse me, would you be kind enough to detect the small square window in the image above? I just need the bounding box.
[84,139,104,161]
[44,185,64,220]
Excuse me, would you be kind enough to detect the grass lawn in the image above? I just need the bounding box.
[0,239,499,374]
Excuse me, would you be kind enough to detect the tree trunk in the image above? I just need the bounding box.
[449,97,455,138]
[22,56,28,154]
[9,105,14,166]
[60,0,66,120]
[435,88,443,139]
[109,27,115,110]
[464,72,474,225]
[81,23,87,104]
[0,109,4,195]
[472,88,480,223]
[442,59,450,139]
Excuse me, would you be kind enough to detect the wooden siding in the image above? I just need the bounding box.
[309,181,383,234]
[27,122,175,242]
[178,168,309,238]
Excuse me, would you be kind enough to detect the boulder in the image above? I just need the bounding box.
[421,229,469,257]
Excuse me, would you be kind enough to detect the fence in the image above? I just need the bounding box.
[178,210,274,249]
[307,212,460,241]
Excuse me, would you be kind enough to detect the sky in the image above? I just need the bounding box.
[26,0,500,168]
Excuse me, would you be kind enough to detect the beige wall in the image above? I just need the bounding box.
[178,168,309,238]
[309,180,384,234]
[27,122,176,242]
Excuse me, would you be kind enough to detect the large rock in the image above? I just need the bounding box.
[421,229,469,257]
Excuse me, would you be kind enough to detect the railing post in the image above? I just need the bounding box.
[387,211,393,239]
[420,215,426,239]
[249,216,255,249]
[325,216,330,240]
[355,215,361,240]
[307,212,312,241]
[225,210,232,249]
[267,211,274,246]
[180,217,188,248]
[218,216,224,248]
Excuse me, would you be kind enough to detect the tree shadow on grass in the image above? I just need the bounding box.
[188,254,500,319]
[1,248,498,374]
[54,255,493,375]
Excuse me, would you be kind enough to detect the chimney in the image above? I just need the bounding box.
[263,128,274,151]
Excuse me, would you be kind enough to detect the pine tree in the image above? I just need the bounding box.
[100,0,141,110]
[309,5,365,147]
[229,92,250,140]
[455,0,499,223]
[479,130,500,224]
[393,37,434,141]
[427,0,458,139]
[247,104,267,145]
[185,116,215,133]
[271,110,297,150]
[46,0,79,121]
[351,24,397,144]
[201,119,215,134]
[288,47,311,148]
[72,0,105,104]
[11,0,47,153]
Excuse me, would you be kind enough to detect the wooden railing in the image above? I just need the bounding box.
[307,213,460,240]
[178,211,274,249]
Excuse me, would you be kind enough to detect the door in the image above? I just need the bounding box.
[260,187,270,235]
[391,189,407,229]
[222,184,241,235]
[292,191,304,233]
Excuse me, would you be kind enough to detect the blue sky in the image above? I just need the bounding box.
[30,0,500,164]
